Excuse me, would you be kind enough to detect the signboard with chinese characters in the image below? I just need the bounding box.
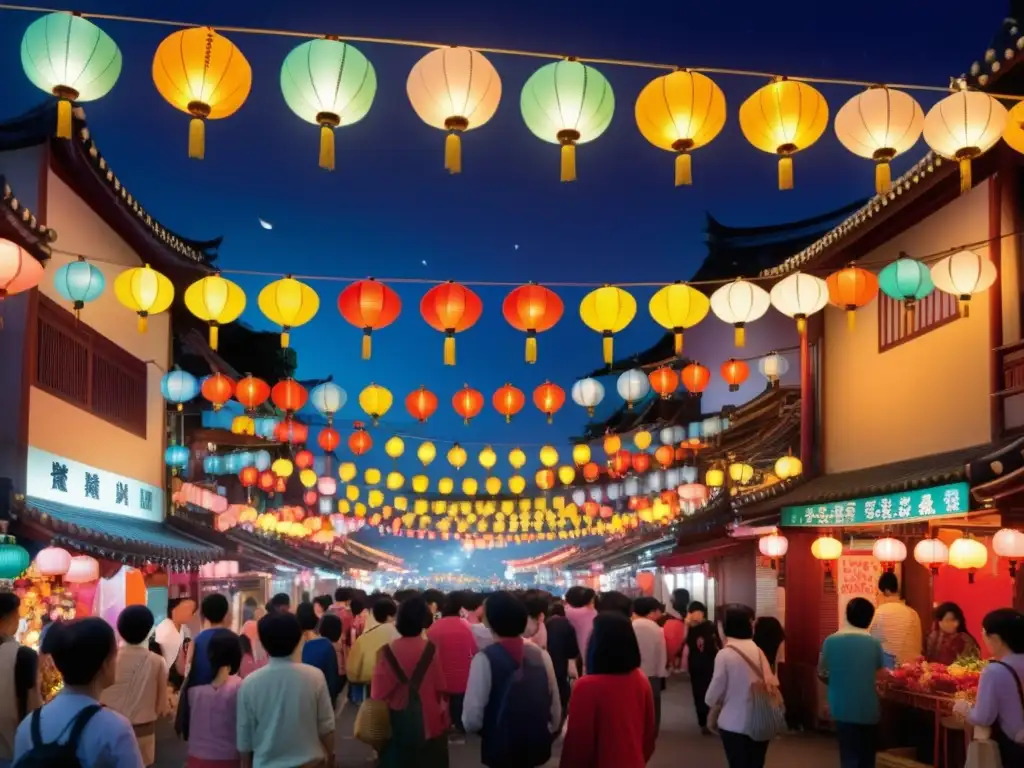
[26,446,164,523]
[836,553,895,618]
[780,482,969,528]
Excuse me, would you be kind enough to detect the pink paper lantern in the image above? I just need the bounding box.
[35,546,71,577]
[0,239,44,298]
[64,555,99,584]
[317,476,337,497]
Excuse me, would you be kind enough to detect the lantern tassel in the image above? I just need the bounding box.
[673,331,683,356]
[602,332,613,366]
[561,143,576,183]
[547,414,553,425]
[960,298,970,318]
[137,315,148,333]
[188,118,205,160]
[445,132,462,174]
[319,125,335,171]
[796,316,807,335]
[209,325,219,351]
[280,330,290,348]
[904,303,915,336]
[959,156,972,195]
[675,153,692,187]
[847,309,856,331]
[56,98,72,140]
[525,332,537,364]
[734,326,746,348]
[875,161,892,195]
[778,156,794,191]
[444,334,456,366]
[362,330,372,360]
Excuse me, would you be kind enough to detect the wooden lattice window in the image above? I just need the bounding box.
[878,291,959,352]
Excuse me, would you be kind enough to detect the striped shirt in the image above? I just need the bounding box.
[870,601,923,665]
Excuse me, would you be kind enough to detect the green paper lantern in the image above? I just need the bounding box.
[520,60,614,182]
[21,12,122,139]
[879,256,934,303]
[0,536,30,580]
[280,39,377,171]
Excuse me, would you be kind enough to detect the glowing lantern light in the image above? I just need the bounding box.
[993,528,1024,579]
[720,359,750,392]
[582,462,601,482]
[493,383,526,423]
[949,536,988,583]
[420,281,483,366]
[580,286,636,366]
[603,435,622,458]
[385,436,405,460]
[309,382,347,426]
[681,363,711,395]
[53,258,104,318]
[873,537,908,570]
[280,39,376,171]
[201,373,235,411]
[648,367,679,400]
[648,282,711,356]
[486,477,502,495]
[337,278,401,359]
[258,471,275,492]
[447,444,468,470]
[535,469,556,491]
[770,272,829,335]
[521,59,614,182]
[417,441,437,467]
[235,376,271,411]
[612,450,632,475]
[438,478,454,495]
[478,446,497,471]
[654,445,674,469]
[165,444,189,475]
[616,369,650,410]
[359,383,393,425]
[34,546,71,578]
[272,458,294,478]
[878,256,934,334]
[759,534,789,567]
[412,475,429,493]
[759,351,790,387]
[295,450,314,469]
[338,462,357,482]
[710,278,771,347]
[739,78,829,190]
[272,379,308,414]
[508,448,527,470]
[509,475,527,495]
[533,381,566,424]
[706,468,725,487]
[258,276,319,348]
[115,264,174,332]
[161,369,199,412]
[634,431,652,451]
[386,471,404,491]
[349,424,373,456]
[914,538,950,574]
[812,536,843,572]
[571,377,605,417]
[274,418,308,445]
[239,466,259,488]
[152,27,251,159]
[503,284,563,363]
[64,555,99,584]
[632,453,651,474]
[930,249,997,318]
[184,274,246,350]
[539,446,559,469]
[462,477,479,496]
[824,263,879,330]
[406,386,439,423]
[449,385,483,425]
[299,468,318,489]
[572,444,591,467]
[923,86,1007,194]
[364,468,382,486]
[728,462,754,484]
[303,490,318,508]
[557,466,576,487]
[774,453,803,480]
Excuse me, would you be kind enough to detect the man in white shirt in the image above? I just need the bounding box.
[632,597,668,735]
[153,597,195,673]
[869,573,922,665]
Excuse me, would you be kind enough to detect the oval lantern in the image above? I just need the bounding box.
[184,274,246,350]
[604,435,622,457]
[572,444,591,467]
[879,256,934,334]
[337,278,401,360]
[114,264,174,332]
[811,536,843,570]
[774,453,803,480]
[407,47,501,174]
[571,377,605,417]
[420,281,483,366]
[616,369,650,410]
[272,458,294,478]
[272,378,308,414]
[648,367,679,400]
[649,282,711,355]
[492,383,525,423]
[635,70,726,186]
[720,359,749,392]
[949,536,989,583]
[447,444,468,470]
[503,283,563,363]
[152,27,252,159]
[759,351,790,387]
[632,453,651,474]
[165,444,189,475]
[406,386,439,423]
[914,538,950,575]
[582,462,601,483]
[681,363,711,394]
[318,427,340,453]
[201,373,235,411]
[454,384,485,425]
[654,445,674,469]
[417,441,437,466]
[535,469,556,491]
[274,418,308,445]
[930,249,997,318]
[710,278,771,347]
[873,537,908,570]
[64,555,99,584]
[539,445,560,468]
[258,276,319,348]
[508,448,527,470]
[161,369,199,412]
[310,382,347,425]
[728,462,754,485]
[759,534,789,568]
[294,449,314,469]
[826,263,879,330]
[923,87,1007,194]
[348,424,373,456]
[580,286,637,366]
[520,59,615,182]
[385,436,405,460]
[478,446,497,471]
[359,383,393,425]
[280,39,376,170]
[235,376,271,411]
[739,78,829,190]
[993,528,1024,578]
[53,258,104,317]
[770,272,829,335]
[533,381,566,424]
[34,545,72,578]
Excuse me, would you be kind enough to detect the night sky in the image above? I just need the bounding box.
[0,1,1008,575]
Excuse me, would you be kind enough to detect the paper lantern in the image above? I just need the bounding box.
[774,454,803,480]
[438,477,454,495]
[462,477,479,496]
[161,369,199,412]
[706,468,725,487]
[571,377,605,417]
[572,444,591,467]
[521,60,614,182]
[294,450,314,470]
[0,534,28,580]
[811,536,843,566]
[272,379,308,414]
[485,477,502,496]
[582,462,601,483]
[535,469,556,491]
[420,282,483,366]
[720,359,749,392]
[32,546,71,579]
[873,537,908,569]
[257,471,275,492]
[239,466,259,488]
[310,382,347,425]
[612,450,632,475]
[758,351,790,387]
[274,418,308,445]
[201,373,235,411]
[503,284,563,363]
[509,475,527,495]
[271,458,294,479]
[165,444,189,475]
[417,441,436,466]
[492,383,526,423]
[280,39,376,170]
[114,265,174,332]
[739,78,829,190]
[878,256,934,334]
[556,466,575,487]
[993,528,1024,578]
[235,376,270,412]
[253,451,272,471]
[616,369,650,409]
[681,363,710,394]
[407,47,501,173]
[53,258,104,317]
[634,71,726,186]
[64,555,99,584]
[385,436,405,460]
[337,278,401,359]
[923,87,1007,194]
[152,27,252,159]
[411,475,429,493]
[826,263,879,330]
[299,468,317,489]
[364,468,382,486]
[930,249,997,318]
[949,536,988,583]
[532,381,566,424]
[478,446,497,471]
[728,462,754,484]
[632,453,651,474]
[453,385,485,425]
[770,272,829,334]
[537,445,559,469]
[580,286,636,366]
[604,435,623,457]
[318,427,340,453]
[508,448,527,470]
[648,282,711,355]
[338,462,357,482]
[654,445,674,469]
[834,87,924,194]
[258,276,319,348]
[710,278,771,347]
[359,384,393,425]
[348,425,373,456]
[758,534,789,564]
[634,430,652,451]
[21,13,122,138]
[184,275,246,350]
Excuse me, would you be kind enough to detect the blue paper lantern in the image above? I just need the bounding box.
[254,450,272,472]
[165,444,189,475]
[238,451,254,468]
[161,369,199,412]
[203,455,225,475]
[225,453,244,474]
[255,418,278,439]
[310,382,347,423]
[53,259,105,316]
[688,421,703,441]
[0,536,30,580]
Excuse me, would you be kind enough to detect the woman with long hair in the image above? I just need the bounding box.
[924,602,979,665]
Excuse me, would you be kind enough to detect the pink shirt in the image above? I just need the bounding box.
[371,637,449,740]
[187,676,243,762]
[427,617,478,694]
[565,605,597,667]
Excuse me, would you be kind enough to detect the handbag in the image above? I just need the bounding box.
[726,646,787,742]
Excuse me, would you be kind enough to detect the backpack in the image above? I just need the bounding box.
[380,642,436,752]
[726,646,787,742]
[16,704,101,768]
[482,644,553,768]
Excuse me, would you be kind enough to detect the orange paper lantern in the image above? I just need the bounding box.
[583,462,601,482]
[258,471,276,491]
[502,283,564,363]
[420,281,483,366]
[271,378,308,413]
[295,450,314,469]
[681,363,711,394]
[604,434,622,457]
[654,445,675,468]
[649,367,679,400]
[201,373,235,411]
[453,384,485,425]
[532,381,566,424]
[720,359,750,392]
[405,386,439,423]
[239,466,259,487]
[826,262,879,330]
[235,376,270,411]
[535,469,556,491]
[632,452,651,474]
[349,423,373,456]
[274,418,308,444]
[318,427,340,453]
[492,383,526,423]
[337,278,402,359]
[612,450,632,474]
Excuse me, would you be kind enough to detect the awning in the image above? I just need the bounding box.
[657,539,753,569]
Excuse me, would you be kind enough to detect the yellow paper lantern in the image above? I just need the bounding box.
[338,462,357,482]
[114,265,174,333]
[949,536,989,581]
[462,477,479,496]
[706,468,725,488]
[728,462,754,484]
[368,489,384,508]
[572,444,591,467]
[364,468,382,486]
[774,454,803,480]
[633,431,652,451]
[811,535,843,562]
[271,458,294,478]
[359,383,393,425]
[299,468,317,488]
[1002,100,1024,156]
[509,475,526,495]
[580,286,637,366]
[648,282,710,356]
[930,249,997,318]
[738,78,829,190]
[258,276,319,348]
[438,477,454,495]
[448,444,468,470]
[539,446,559,468]
[412,475,429,493]
[386,471,405,491]
[923,86,1007,194]
[417,441,437,467]
[385,436,405,460]
[337,500,350,514]
[394,497,408,511]
[485,477,502,495]
[152,27,252,159]
[231,415,255,436]
[557,466,576,487]
[346,484,360,502]
[184,274,246,351]
[478,446,497,471]
[509,448,527,470]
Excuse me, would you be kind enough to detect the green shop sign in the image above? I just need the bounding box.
[780,482,970,527]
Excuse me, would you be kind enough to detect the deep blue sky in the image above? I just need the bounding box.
[0,1,1008,574]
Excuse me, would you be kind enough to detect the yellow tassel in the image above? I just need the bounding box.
[560,143,576,183]
[362,332,372,360]
[444,335,455,366]
[177,403,183,412]
[847,309,856,331]
[796,316,807,335]
[188,118,205,160]
[319,125,335,171]
[547,414,553,425]
[210,325,219,351]
[280,330,290,348]
[960,298,970,318]
[875,161,891,195]
[56,99,72,140]
[602,334,613,366]
[445,132,462,174]
[778,156,794,191]
[525,335,537,364]
[734,326,746,348]
[506,414,511,424]
[673,331,683,356]
[959,156,972,195]
[675,153,692,186]
[137,315,148,333]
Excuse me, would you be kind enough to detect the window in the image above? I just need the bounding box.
[34,294,148,437]
[878,290,959,351]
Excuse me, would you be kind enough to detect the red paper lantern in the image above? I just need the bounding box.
[583,501,600,517]
[600,505,613,519]
[681,363,711,394]
[303,490,318,506]
[239,466,259,487]
[275,418,308,444]
[612,450,632,474]
[420,281,483,366]
[271,378,308,413]
[632,452,651,474]
[535,469,556,491]
[349,424,373,456]
[201,373,235,411]
[453,385,485,425]
[337,278,402,359]
[648,367,679,400]
[675,445,689,461]
[720,359,750,392]
[502,283,564,363]
[492,383,525,423]
[295,450,314,469]
[654,445,675,468]
[258,471,276,491]
[583,462,601,483]
[318,427,340,453]
[235,376,270,410]
[406,386,439,423]
[533,381,566,424]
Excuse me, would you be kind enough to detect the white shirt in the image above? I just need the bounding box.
[870,601,922,665]
[705,639,778,737]
[632,618,667,678]
[154,618,188,670]
[462,643,562,734]
[469,622,494,651]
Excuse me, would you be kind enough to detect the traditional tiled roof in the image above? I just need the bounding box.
[0,176,55,262]
[963,14,1024,89]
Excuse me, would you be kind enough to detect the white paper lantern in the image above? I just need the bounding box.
[571,377,605,417]
[873,537,907,567]
[710,278,771,347]
[588,487,604,503]
[930,249,997,318]
[571,489,587,506]
[64,555,99,584]
[317,476,337,496]
[770,272,829,334]
[624,477,640,497]
[616,369,650,409]
[34,546,71,578]
[993,528,1024,578]
[758,352,790,386]
[701,417,723,438]
[680,465,698,484]
[923,88,1007,194]
[604,483,620,501]
[759,533,789,563]
[914,538,949,574]
[660,426,686,445]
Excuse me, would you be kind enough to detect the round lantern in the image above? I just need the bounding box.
[272,458,294,478]
[720,359,750,392]
[33,545,71,579]
[508,448,527,470]
[914,538,950,575]
[161,369,199,412]
[406,386,439,423]
[949,536,989,583]
[503,283,563,363]
[710,278,771,347]
[309,382,347,425]
[616,369,650,409]
[648,282,711,356]
[258,471,276,492]
[64,555,99,584]
[115,265,174,332]
[258,276,319,348]
[384,436,405,461]
[873,537,908,571]
[557,466,576,487]
[706,468,725,487]
[681,363,711,395]
[447,444,468,470]
[770,272,829,335]
[834,87,924,194]
[759,534,789,568]
[294,450,314,470]
[631,453,651,474]
[201,373,235,411]
[759,351,790,387]
[239,466,259,488]
[412,475,429,493]
[533,381,566,424]
[520,59,614,182]
[280,39,376,171]
[359,383,393,425]
[612,450,632,475]
[254,451,272,471]
[303,490,318,507]
[604,435,623,457]
[580,286,636,366]
[486,477,502,495]
[453,385,485,425]
[478,446,497,471]
[582,462,601,483]
[349,425,373,456]
[572,444,591,467]
[826,263,879,330]
[739,78,829,190]
[571,377,606,417]
[165,444,189,475]
[728,462,754,485]
[299,468,317,489]
[774,454,803,480]
[152,27,252,159]
[274,418,308,445]
[654,445,674,469]
[492,384,525,423]
[648,367,679,400]
[811,536,843,572]
[508,475,527,495]
[438,477,454,495]
[923,87,1007,194]
[338,462,357,482]
[386,471,404,492]
[535,469,556,491]
[539,445,559,469]
[337,278,401,359]
[420,282,483,366]
[635,71,726,186]
[930,249,997,318]
[879,256,934,333]
[417,441,436,466]
[235,376,271,411]
[462,477,479,496]
[184,274,246,350]
[634,431,652,451]
[272,379,308,414]
[993,528,1024,579]
[660,426,686,445]
[364,468,382,486]
[53,258,104,317]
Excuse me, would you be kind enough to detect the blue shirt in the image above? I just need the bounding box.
[301,637,341,703]
[13,691,143,768]
[819,629,884,725]
[190,628,216,686]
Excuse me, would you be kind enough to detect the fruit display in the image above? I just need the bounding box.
[884,655,984,699]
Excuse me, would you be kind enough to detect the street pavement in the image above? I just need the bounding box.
[154,677,840,767]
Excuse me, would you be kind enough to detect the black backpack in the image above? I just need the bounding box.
[15,704,101,768]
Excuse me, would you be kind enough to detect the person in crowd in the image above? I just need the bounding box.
[331,587,355,634]
[154,596,196,676]
[183,629,243,768]
[370,597,449,767]
[954,608,1024,765]
[662,590,689,671]
[463,592,560,768]
[522,594,549,651]
[350,597,367,644]
[312,595,333,619]
[267,593,291,615]
[348,597,399,707]
[564,587,597,672]
[393,589,421,606]
[423,590,445,623]
[238,603,266,666]
[13,618,144,767]
[560,612,656,768]
[925,602,980,665]
[597,591,632,618]
[101,606,168,767]
[237,635,262,680]
[237,612,335,768]
[427,593,477,737]
[706,605,778,768]
[544,601,580,722]
[187,594,231,686]
[685,601,721,735]
[631,597,667,735]
[870,572,922,665]
[753,616,786,673]
[462,592,494,651]
[297,603,342,705]
[0,592,40,768]
[819,597,886,768]
[318,613,345,691]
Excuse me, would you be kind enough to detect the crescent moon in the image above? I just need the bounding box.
[258,218,273,230]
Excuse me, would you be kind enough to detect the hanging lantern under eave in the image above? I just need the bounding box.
[706,468,725,487]
[993,528,1024,579]
[914,537,950,575]
[492,383,525,423]
[420,282,483,366]
[503,283,563,363]
[878,256,935,335]
[811,535,843,573]
[648,282,711,355]
[930,249,997,318]
[720,359,750,392]
[728,462,754,485]
[580,286,637,366]
[774,453,803,480]
[258,276,319,348]
[710,278,771,347]
[949,536,989,583]
[770,272,829,335]
[114,264,174,332]
[872,537,908,572]
[184,274,246,350]
[923,86,1007,195]
[826,263,879,330]
[53,258,104,317]
[337,278,401,360]
[758,533,789,568]
[571,377,605,417]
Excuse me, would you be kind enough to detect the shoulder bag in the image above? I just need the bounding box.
[727,646,787,742]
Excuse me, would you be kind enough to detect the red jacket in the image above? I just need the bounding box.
[426,617,478,694]
[663,617,686,669]
[560,668,656,768]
